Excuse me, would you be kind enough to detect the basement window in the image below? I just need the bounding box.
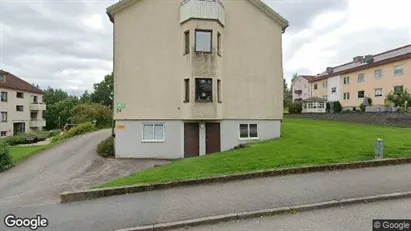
[142,124,165,142]
[195,30,212,53]
[195,78,212,102]
[239,124,258,140]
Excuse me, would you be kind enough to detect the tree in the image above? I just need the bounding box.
[288,102,303,114]
[71,103,112,128]
[386,89,411,112]
[80,90,92,104]
[90,72,114,108]
[333,101,342,113]
[283,79,292,109]
[43,87,70,105]
[45,97,79,130]
[291,73,298,85]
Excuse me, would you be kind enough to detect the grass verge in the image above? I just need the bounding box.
[96,119,411,188]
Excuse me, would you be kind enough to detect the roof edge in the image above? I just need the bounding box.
[248,0,289,33]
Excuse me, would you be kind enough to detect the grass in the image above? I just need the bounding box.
[96,119,411,188]
[10,145,48,163]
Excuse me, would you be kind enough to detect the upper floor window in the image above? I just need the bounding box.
[358,90,365,98]
[195,78,212,102]
[375,69,382,79]
[394,65,404,76]
[217,79,222,103]
[1,112,7,122]
[357,73,365,83]
[16,105,24,111]
[323,81,327,88]
[331,87,336,93]
[184,79,190,103]
[31,95,38,104]
[16,92,24,98]
[394,85,404,93]
[184,30,190,55]
[375,88,383,97]
[314,84,318,90]
[343,76,350,85]
[0,91,7,102]
[195,30,212,53]
[217,32,221,56]
[0,75,4,82]
[343,92,350,100]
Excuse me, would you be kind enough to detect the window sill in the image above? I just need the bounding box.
[183,52,190,56]
[141,140,165,143]
[195,51,213,54]
[195,100,213,103]
[183,100,190,103]
[239,137,260,141]
[394,74,404,77]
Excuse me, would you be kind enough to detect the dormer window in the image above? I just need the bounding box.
[195,30,212,53]
[0,74,5,82]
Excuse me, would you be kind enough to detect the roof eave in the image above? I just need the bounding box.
[248,0,289,33]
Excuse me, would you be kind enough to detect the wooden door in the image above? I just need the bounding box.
[184,123,200,158]
[206,123,221,154]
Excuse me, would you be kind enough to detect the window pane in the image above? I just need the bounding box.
[195,78,213,101]
[143,125,154,140]
[154,124,164,140]
[249,124,258,138]
[239,124,248,138]
[394,66,404,75]
[358,91,364,98]
[184,31,190,54]
[184,79,190,102]
[196,31,212,52]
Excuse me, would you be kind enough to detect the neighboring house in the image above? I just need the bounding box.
[0,70,46,138]
[291,75,315,101]
[298,43,411,111]
[107,0,288,159]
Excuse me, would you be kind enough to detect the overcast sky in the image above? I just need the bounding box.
[1,0,410,95]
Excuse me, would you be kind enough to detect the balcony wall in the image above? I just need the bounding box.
[29,103,46,111]
[30,120,46,128]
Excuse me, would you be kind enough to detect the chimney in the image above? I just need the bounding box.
[326,67,333,74]
[364,55,374,63]
[353,56,364,63]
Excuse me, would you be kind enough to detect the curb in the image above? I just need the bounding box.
[61,157,411,204]
[114,191,411,231]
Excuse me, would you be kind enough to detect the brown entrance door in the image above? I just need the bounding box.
[206,123,221,154]
[184,123,200,158]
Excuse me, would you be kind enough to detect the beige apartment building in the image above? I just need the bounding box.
[107,0,288,159]
[0,70,46,137]
[293,44,411,111]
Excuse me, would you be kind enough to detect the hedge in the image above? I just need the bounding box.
[0,141,14,172]
[97,136,114,158]
[2,130,60,146]
[51,122,97,143]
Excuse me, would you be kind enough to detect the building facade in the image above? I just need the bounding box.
[291,75,314,101]
[298,44,411,111]
[0,70,46,138]
[107,0,288,159]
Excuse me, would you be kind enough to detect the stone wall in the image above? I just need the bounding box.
[284,112,411,127]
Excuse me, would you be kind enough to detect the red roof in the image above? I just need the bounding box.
[300,75,316,82]
[0,70,44,95]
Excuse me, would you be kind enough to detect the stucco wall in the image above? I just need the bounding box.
[292,77,309,101]
[115,120,184,159]
[285,112,411,127]
[327,75,340,102]
[220,119,281,151]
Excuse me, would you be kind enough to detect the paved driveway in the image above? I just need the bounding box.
[0,129,168,209]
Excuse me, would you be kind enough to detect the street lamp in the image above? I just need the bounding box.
[58,117,61,130]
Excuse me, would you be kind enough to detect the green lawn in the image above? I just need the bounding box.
[9,145,48,163]
[96,119,411,188]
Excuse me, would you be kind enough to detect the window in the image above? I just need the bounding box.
[142,124,165,142]
[375,70,383,79]
[0,91,7,102]
[30,111,38,120]
[0,131,6,137]
[0,75,3,82]
[42,110,46,119]
[343,92,350,100]
[314,84,318,90]
[357,73,365,83]
[184,30,190,54]
[322,95,327,100]
[0,112,7,122]
[323,81,327,88]
[184,79,190,102]
[358,90,365,98]
[217,79,222,103]
[319,102,325,108]
[217,32,221,55]
[331,87,336,93]
[394,65,404,76]
[16,92,24,98]
[16,105,24,111]
[343,77,350,85]
[239,124,258,139]
[195,78,213,102]
[394,86,404,93]
[195,30,212,53]
[375,88,383,97]
[31,95,38,104]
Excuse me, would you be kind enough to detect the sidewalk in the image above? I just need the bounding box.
[1,163,411,231]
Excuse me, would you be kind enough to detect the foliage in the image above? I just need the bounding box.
[96,119,411,188]
[70,103,112,128]
[333,101,342,113]
[386,89,411,112]
[97,136,115,158]
[359,97,373,112]
[326,102,331,113]
[288,102,303,114]
[44,96,80,130]
[291,73,298,85]
[52,122,97,143]
[90,72,114,108]
[2,130,58,146]
[283,79,292,109]
[0,141,14,172]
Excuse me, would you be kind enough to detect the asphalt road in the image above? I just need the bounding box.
[0,129,168,209]
[179,198,411,231]
[1,163,411,231]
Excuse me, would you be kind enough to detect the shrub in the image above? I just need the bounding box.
[48,129,61,138]
[359,97,373,112]
[0,141,14,172]
[333,101,342,113]
[288,102,303,114]
[326,102,331,113]
[52,122,97,143]
[97,136,115,158]
[3,135,27,146]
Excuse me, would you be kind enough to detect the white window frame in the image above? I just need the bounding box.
[375,69,383,79]
[141,123,165,143]
[357,73,365,83]
[393,65,404,76]
[374,88,383,97]
[238,123,259,140]
[343,77,350,85]
[323,81,327,88]
[343,92,350,100]
[0,112,7,122]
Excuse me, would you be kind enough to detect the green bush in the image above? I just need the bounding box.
[3,135,27,146]
[0,141,14,172]
[326,102,331,113]
[333,101,342,113]
[52,122,97,143]
[48,129,61,137]
[97,136,115,158]
[288,102,303,114]
[359,97,373,112]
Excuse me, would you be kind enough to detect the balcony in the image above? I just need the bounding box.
[30,119,46,128]
[29,102,46,111]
